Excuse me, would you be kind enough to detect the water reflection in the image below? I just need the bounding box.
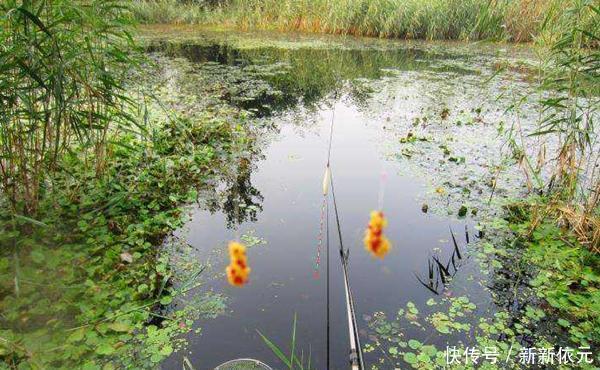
[147,38,479,117]
[147,32,539,370]
[414,227,470,296]
[218,157,264,228]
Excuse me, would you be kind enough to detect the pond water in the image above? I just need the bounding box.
[142,27,540,369]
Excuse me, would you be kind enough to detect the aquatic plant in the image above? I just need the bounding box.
[503,0,599,250]
[414,227,468,295]
[0,108,236,367]
[0,22,259,367]
[0,0,141,215]
[257,313,314,370]
[506,205,600,352]
[226,241,251,286]
[364,211,391,258]
[131,0,592,43]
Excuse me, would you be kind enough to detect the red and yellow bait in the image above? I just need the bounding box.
[364,211,391,258]
[226,241,251,287]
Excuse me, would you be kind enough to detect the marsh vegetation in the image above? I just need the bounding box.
[132,0,598,43]
[1,1,598,369]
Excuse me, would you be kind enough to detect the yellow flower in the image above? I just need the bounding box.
[226,241,250,287]
[364,211,391,259]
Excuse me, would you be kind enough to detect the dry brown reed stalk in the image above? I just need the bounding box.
[504,0,553,42]
[513,197,598,253]
[555,204,600,253]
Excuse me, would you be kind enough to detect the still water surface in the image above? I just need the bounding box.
[149,29,536,369]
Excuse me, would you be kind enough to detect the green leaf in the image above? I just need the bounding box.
[160,344,173,356]
[404,352,418,364]
[407,301,419,315]
[151,353,163,363]
[67,328,86,343]
[408,339,421,350]
[95,343,115,355]
[160,296,173,305]
[107,322,132,333]
[436,325,451,334]
[558,319,570,328]
[81,362,101,370]
[417,352,431,362]
[137,284,149,293]
[422,345,437,357]
[16,7,52,36]
[257,330,292,368]
[290,313,297,370]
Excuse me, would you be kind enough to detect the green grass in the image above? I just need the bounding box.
[0,98,243,368]
[1,0,141,215]
[257,313,314,370]
[131,0,214,24]
[0,3,252,367]
[131,0,593,43]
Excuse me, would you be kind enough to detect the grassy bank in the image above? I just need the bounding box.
[0,105,242,367]
[0,1,252,368]
[131,0,597,43]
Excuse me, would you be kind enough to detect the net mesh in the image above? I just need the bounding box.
[214,359,272,370]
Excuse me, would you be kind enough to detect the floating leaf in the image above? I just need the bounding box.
[404,352,418,364]
[107,322,132,333]
[95,343,115,355]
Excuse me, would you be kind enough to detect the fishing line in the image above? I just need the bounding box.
[313,198,326,279]
[233,163,241,242]
[327,91,338,167]
[377,169,388,211]
[325,93,336,370]
[314,90,337,279]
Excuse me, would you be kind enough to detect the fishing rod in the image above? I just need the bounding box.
[322,90,365,370]
[330,170,365,370]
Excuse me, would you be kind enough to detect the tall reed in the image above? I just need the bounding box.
[131,0,214,24]
[132,0,577,42]
[506,0,599,249]
[0,0,140,215]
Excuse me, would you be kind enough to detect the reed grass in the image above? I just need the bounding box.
[131,0,214,24]
[131,0,587,42]
[0,0,140,215]
[257,313,313,370]
[505,0,599,250]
